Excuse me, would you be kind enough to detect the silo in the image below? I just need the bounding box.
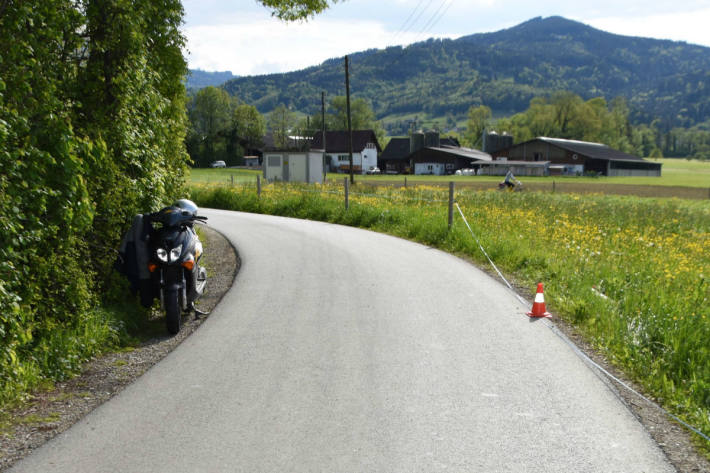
[410,131,425,153]
[424,130,440,148]
[500,132,513,150]
[482,130,497,153]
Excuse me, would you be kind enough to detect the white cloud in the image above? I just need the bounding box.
[185,17,457,75]
[583,8,710,47]
[183,2,710,75]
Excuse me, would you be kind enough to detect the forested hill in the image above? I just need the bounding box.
[221,16,710,128]
[187,69,238,90]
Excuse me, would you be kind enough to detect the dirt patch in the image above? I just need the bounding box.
[0,225,239,471]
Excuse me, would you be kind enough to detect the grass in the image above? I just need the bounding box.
[189,158,710,194]
[189,168,262,185]
[188,179,710,453]
[17,412,61,426]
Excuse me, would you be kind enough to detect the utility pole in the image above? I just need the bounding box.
[322,91,327,180]
[345,55,354,184]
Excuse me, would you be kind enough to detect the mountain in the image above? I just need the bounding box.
[221,16,710,130]
[187,69,238,90]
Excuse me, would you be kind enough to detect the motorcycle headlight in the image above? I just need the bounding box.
[169,245,183,263]
[156,248,168,262]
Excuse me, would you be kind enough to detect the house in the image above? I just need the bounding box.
[311,130,381,174]
[380,131,491,175]
[492,137,662,177]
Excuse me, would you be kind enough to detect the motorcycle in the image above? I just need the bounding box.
[145,199,208,334]
[498,180,523,192]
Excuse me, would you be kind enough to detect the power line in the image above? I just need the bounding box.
[391,0,429,41]
[390,0,455,63]
[417,0,455,38]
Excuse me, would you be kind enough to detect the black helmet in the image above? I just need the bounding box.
[174,198,198,216]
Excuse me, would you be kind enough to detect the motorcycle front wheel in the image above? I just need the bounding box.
[165,289,181,335]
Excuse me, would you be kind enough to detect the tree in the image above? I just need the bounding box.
[268,104,296,149]
[229,104,266,161]
[464,105,491,148]
[328,96,376,130]
[306,96,386,144]
[187,86,234,166]
[258,0,340,20]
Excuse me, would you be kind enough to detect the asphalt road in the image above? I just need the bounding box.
[10,209,674,472]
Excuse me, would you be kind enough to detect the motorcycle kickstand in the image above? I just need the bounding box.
[190,302,210,318]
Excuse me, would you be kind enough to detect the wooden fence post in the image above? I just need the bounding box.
[231,175,234,186]
[552,180,556,193]
[344,177,349,210]
[448,181,454,230]
[404,176,407,188]
[257,175,261,198]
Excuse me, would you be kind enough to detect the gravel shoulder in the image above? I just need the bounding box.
[1,222,707,472]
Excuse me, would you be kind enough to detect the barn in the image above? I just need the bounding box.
[410,146,491,175]
[379,132,491,175]
[492,137,662,177]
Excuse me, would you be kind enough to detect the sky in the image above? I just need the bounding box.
[182,0,710,77]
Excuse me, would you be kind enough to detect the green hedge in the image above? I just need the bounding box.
[0,1,189,405]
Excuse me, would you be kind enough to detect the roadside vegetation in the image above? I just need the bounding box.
[0,2,188,408]
[189,176,709,452]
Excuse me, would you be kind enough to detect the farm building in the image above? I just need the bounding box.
[492,137,662,177]
[477,160,550,176]
[482,130,514,154]
[379,137,411,174]
[379,131,490,175]
[410,146,491,175]
[311,130,381,174]
[263,151,324,184]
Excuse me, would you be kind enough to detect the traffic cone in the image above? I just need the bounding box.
[527,283,552,318]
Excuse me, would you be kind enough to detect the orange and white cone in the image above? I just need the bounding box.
[527,283,552,318]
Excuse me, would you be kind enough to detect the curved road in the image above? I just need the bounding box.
[11,209,673,472]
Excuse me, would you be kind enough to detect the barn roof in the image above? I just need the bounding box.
[410,146,492,163]
[535,137,649,163]
[380,137,411,161]
[433,145,492,161]
[311,130,381,153]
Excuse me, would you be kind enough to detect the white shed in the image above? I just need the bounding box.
[263,150,324,184]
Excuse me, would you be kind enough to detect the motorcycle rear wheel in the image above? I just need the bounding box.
[165,289,181,335]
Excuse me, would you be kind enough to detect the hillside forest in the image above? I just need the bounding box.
[213,16,710,161]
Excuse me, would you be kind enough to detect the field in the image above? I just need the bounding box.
[191,158,710,199]
[188,166,710,450]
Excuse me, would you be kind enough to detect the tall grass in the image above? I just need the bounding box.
[190,180,710,444]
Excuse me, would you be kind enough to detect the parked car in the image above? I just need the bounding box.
[366,166,381,175]
[209,160,226,168]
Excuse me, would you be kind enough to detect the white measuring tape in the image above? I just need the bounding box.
[454,202,710,444]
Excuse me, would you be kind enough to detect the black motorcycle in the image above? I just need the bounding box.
[145,200,208,334]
